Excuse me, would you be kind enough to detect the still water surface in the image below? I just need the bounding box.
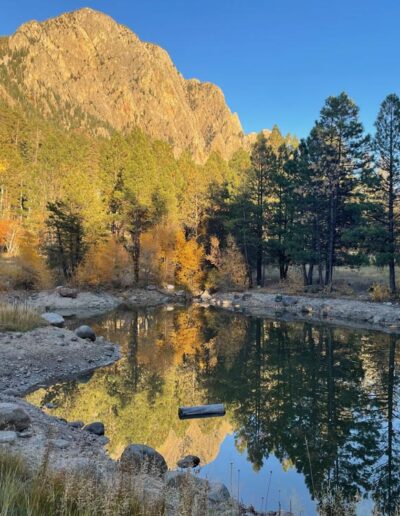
[27,305,400,515]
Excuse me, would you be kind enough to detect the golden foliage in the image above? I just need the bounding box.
[369,282,391,302]
[0,230,52,290]
[141,221,177,285]
[205,235,248,292]
[174,230,204,293]
[75,236,131,288]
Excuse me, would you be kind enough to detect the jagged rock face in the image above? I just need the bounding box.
[0,8,244,162]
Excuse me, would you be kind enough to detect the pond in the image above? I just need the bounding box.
[27,305,400,515]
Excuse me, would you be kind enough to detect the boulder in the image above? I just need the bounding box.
[57,287,78,298]
[75,325,96,342]
[0,430,17,444]
[166,471,208,490]
[146,285,157,291]
[41,312,65,328]
[0,403,31,431]
[208,482,231,504]
[83,422,104,436]
[177,455,201,469]
[120,444,167,476]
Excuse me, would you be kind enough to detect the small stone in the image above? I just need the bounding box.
[45,402,56,409]
[275,294,283,302]
[0,430,17,444]
[41,312,65,328]
[83,422,104,436]
[177,455,201,468]
[0,403,31,431]
[69,421,84,429]
[18,429,33,438]
[51,438,69,449]
[75,325,96,342]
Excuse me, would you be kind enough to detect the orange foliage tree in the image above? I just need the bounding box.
[174,230,204,294]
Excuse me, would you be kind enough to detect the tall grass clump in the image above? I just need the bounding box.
[0,451,166,516]
[0,302,44,331]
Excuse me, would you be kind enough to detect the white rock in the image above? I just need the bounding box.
[41,312,65,327]
[0,430,17,444]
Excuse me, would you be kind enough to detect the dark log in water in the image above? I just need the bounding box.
[178,403,225,420]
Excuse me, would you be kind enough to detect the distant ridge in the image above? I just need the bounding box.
[0,8,247,162]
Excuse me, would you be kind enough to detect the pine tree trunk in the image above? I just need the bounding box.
[256,241,263,286]
[130,230,141,284]
[325,191,337,289]
[389,173,396,294]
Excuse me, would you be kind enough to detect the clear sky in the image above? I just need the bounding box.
[1,0,399,138]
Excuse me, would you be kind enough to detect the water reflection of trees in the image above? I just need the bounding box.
[197,315,400,513]
[28,307,400,512]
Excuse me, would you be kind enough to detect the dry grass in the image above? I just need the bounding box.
[0,302,44,332]
[260,265,400,299]
[0,452,165,516]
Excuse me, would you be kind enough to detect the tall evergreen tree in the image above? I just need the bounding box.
[308,92,370,287]
[45,200,86,279]
[374,94,400,294]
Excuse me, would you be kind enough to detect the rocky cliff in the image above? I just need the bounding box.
[0,8,245,162]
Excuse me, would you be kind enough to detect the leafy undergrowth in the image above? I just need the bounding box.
[0,452,165,516]
[0,302,44,332]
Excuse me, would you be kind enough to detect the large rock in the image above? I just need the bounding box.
[120,444,167,476]
[208,482,231,504]
[57,287,78,298]
[166,471,208,490]
[0,430,17,444]
[41,312,65,328]
[0,403,31,431]
[75,325,96,342]
[83,422,104,436]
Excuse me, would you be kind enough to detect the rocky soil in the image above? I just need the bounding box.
[201,291,400,333]
[2,286,187,319]
[0,326,120,396]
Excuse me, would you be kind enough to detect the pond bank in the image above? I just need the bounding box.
[0,322,237,515]
[201,291,400,334]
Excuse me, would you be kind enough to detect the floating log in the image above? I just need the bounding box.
[178,403,225,420]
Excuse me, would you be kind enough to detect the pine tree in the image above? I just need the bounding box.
[374,94,400,294]
[308,92,370,287]
[45,201,86,279]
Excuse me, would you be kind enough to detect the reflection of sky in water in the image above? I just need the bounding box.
[199,433,317,515]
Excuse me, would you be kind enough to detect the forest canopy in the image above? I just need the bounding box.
[1,91,400,296]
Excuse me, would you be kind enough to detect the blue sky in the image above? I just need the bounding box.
[1,0,399,138]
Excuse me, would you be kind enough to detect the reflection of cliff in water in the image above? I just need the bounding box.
[27,306,235,466]
[27,306,400,513]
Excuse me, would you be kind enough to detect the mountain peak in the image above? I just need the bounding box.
[0,9,244,162]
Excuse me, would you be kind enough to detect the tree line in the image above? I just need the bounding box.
[1,92,400,295]
[207,91,400,294]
